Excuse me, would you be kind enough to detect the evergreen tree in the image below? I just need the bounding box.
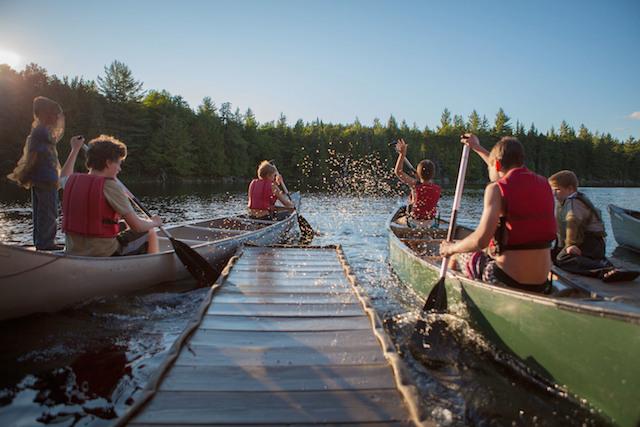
[492,108,512,136]
[97,60,145,103]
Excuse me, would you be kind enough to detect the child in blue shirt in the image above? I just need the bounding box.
[7,96,83,250]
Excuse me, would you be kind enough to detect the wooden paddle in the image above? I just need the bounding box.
[80,145,217,285]
[277,179,315,244]
[413,143,470,335]
[116,180,218,285]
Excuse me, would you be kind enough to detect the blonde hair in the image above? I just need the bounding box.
[257,160,277,179]
[549,170,579,189]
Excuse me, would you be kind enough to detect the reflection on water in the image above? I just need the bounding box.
[1,182,638,426]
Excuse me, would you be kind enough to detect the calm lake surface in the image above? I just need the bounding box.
[1,183,638,426]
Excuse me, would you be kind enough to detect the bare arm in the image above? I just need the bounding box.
[440,183,502,255]
[60,136,85,179]
[462,133,491,167]
[272,182,295,209]
[394,139,417,186]
[122,211,162,233]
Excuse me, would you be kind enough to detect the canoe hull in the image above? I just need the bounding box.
[609,204,640,252]
[388,209,640,427]
[0,206,298,321]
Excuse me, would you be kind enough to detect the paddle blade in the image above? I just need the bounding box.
[422,276,448,313]
[298,214,315,245]
[169,237,218,285]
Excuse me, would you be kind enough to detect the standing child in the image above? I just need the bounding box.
[7,96,83,250]
[548,170,639,282]
[394,138,441,228]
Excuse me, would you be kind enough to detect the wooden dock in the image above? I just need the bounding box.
[118,245,428,426]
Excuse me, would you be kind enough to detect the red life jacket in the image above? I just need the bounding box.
[493,167,557,252]
[62,174,120,238]
[411,182,441,220]
[248,178,277,210]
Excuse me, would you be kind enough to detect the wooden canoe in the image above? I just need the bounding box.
[609,204,640,252]
[388,206,640,427]
[0,193,301,321]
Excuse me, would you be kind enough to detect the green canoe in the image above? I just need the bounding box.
[609,204,640,253]
[388,207,640,427]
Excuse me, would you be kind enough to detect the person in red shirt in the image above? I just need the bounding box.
[394,138,441,228]
[247,161,295,220]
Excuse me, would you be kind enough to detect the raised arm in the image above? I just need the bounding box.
[60,135,85,179]
[462,133,491,167]
[394,139,417,186]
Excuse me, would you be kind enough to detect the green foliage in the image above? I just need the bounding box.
[97,60,145,103]
[1,62,638,186]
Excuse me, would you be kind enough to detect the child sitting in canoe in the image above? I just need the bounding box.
[60,135,162,256]
[393,138,441,228]
[247,160,295,221]
[548,170,639,282]
[440,135,557,294]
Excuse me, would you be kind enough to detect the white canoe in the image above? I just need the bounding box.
[0,194,300,321]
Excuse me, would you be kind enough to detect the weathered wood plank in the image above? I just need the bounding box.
[129,390,411,424]
[233,264,344,277]
[131,421,415,426]
[199,315,371,331]
[188,329,380,348]
[159,364,396,392]
[174,344,387,367]
[212,292,358,304]
[207,302,364,317]
[219,285,353,295]
[228,271,346,280]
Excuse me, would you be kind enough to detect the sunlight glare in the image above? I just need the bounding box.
[0,49,23,70]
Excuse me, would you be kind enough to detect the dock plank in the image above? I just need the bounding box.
[160,364,397,392]
[130,390,411,424]
[174,344,388,367]
[200,315,371,331]
[207,302,365,317]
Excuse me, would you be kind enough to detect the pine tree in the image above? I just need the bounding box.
[492,108,512,136]
[97,60,145,103]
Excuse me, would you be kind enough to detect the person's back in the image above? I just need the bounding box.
[440,135,555,293]
[393,138,441,228]
[247,160,294,220]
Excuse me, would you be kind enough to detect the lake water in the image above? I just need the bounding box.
[1,183,638,426]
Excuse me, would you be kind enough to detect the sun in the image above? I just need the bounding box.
[0,49,23,70]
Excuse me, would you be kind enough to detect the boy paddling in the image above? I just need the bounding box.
[61,135,162,256]
[439,134,557,293]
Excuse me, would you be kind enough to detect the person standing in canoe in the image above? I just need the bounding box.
[548,170,639,282]
[439,134,557,294]
[393,138,441,228]
[247,160,295,221]
[7,96,85,250]
[60,135,162,256]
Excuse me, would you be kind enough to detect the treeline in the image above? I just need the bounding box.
[1,61,639,191]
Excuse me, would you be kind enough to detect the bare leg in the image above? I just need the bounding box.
[147,229,159,254]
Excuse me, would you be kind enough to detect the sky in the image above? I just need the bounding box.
[0,0,639,140]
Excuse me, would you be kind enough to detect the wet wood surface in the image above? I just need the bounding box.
[128,246,420,426]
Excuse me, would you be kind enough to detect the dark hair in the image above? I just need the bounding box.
[489,137,524,170]
[86,135,127,171]
[417,159,435,181]
[33,96,62,123]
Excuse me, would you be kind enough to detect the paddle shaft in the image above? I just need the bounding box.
[439,144,471,278]
[116,180,174,239]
